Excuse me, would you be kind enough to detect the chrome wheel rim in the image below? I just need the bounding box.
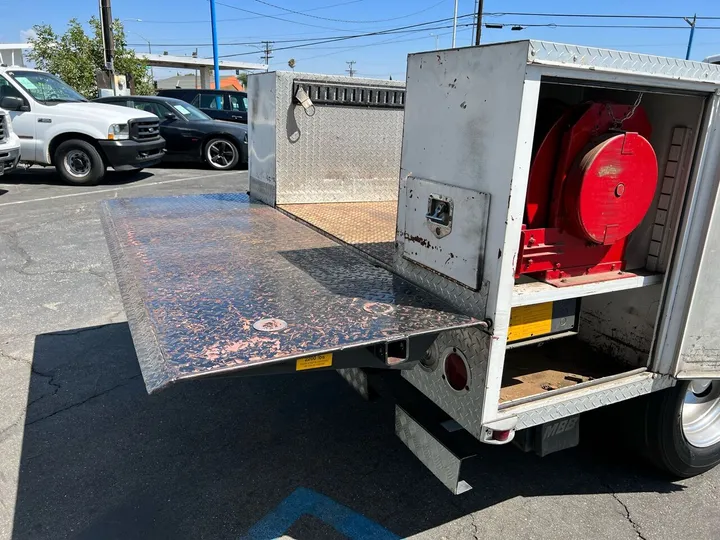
[64,150,91,178]
[682,380,720,448]
[207,140,236,169]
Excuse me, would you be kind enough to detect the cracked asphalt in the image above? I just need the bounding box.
[1,166,719,540]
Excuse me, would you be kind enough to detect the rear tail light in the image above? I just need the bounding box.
[444,352,469,391]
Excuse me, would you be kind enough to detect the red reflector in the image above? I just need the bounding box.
[492,429,511,442]
[444,352,468,391]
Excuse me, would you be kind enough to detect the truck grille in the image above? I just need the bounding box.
[0,115,6,142]
[130,118,160,142]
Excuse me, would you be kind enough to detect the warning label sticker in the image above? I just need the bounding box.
[508,302,553,342]
[296,353,333,371]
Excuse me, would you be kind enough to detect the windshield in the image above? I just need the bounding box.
[171,101,212,121]
[8,71,87,103]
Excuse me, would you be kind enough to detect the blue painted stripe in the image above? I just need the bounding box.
[242,487,400,540]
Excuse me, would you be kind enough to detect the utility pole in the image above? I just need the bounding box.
[194,48,198,89]
[99,0,116,95]
[346,60,356,77]
[684,13,697,60]
[260,41,273,70]
[474,0,484,46]
[209,0,220,91]
[451,0,458,47]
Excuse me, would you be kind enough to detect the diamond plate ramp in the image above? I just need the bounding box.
[101,193,480,394]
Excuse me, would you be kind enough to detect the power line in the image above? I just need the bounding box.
[484,11,720,20]
[214,1,350,31]
[133,0,365,24]
[128,10,720,54]
[216,13,478,57]
[246,0,447,24]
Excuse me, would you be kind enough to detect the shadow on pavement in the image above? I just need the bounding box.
[2,167,154,186]
[11,323,684,539]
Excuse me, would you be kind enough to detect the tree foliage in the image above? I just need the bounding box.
[27,17,153,98]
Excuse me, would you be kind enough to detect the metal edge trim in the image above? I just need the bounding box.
[99,201,175,394]
[159,321,483,386]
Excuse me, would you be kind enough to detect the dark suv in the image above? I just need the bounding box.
[156,89,248,124]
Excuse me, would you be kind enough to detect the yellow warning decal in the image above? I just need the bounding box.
[296,353,333,371]
[508,302,553,342]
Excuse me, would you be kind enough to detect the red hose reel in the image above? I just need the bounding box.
[516,102,658,286]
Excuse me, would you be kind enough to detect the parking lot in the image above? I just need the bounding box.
[1,165,719,540]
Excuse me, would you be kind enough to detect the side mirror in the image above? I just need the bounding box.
[164,113,177,121]
[0,96,26,111]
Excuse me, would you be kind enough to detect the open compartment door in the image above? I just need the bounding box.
[657,93,720,379]
[101,193,481,393]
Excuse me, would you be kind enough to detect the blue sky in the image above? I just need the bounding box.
[2,0,720,80]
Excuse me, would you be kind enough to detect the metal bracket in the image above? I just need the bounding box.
[293,85,316,117]
[395,406,473,495]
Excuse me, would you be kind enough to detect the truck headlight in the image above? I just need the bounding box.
[243,132,248,144]
[108,123,129,140]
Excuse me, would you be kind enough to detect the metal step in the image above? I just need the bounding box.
[101,193,482,394]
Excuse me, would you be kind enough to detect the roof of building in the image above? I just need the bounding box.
[140,53,265,72]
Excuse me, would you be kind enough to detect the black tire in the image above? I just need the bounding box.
[641,381,720,478]
[54,140,105,185]
[204,138,240,170]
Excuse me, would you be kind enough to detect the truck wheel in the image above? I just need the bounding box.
[205,138,239,170]
[55,140,105,185]
[643,380,720,477]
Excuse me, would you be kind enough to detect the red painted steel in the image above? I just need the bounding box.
[563,132,658,245]
[518,102,657,283]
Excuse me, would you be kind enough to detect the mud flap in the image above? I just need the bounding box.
[101,193,482,394]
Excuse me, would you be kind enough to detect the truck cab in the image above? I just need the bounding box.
[0,66,165,185]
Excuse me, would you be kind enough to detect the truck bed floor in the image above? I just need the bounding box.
[279,201,397,267]
[500,338,629,404]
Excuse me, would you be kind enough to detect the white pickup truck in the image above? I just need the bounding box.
[0,107,20,176]
[0,66,165,185]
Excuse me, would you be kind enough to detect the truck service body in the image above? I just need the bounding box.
[101,41,720,493]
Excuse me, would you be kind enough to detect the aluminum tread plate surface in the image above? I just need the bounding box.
[528,40,720,84]
[279,201,397,267]
[101,193,479,393]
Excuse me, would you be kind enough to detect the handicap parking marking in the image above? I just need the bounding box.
[242,487,400,540]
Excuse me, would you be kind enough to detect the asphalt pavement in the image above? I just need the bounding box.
[1,165,719,540]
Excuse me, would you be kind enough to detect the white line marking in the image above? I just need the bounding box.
[0,171,239,207]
